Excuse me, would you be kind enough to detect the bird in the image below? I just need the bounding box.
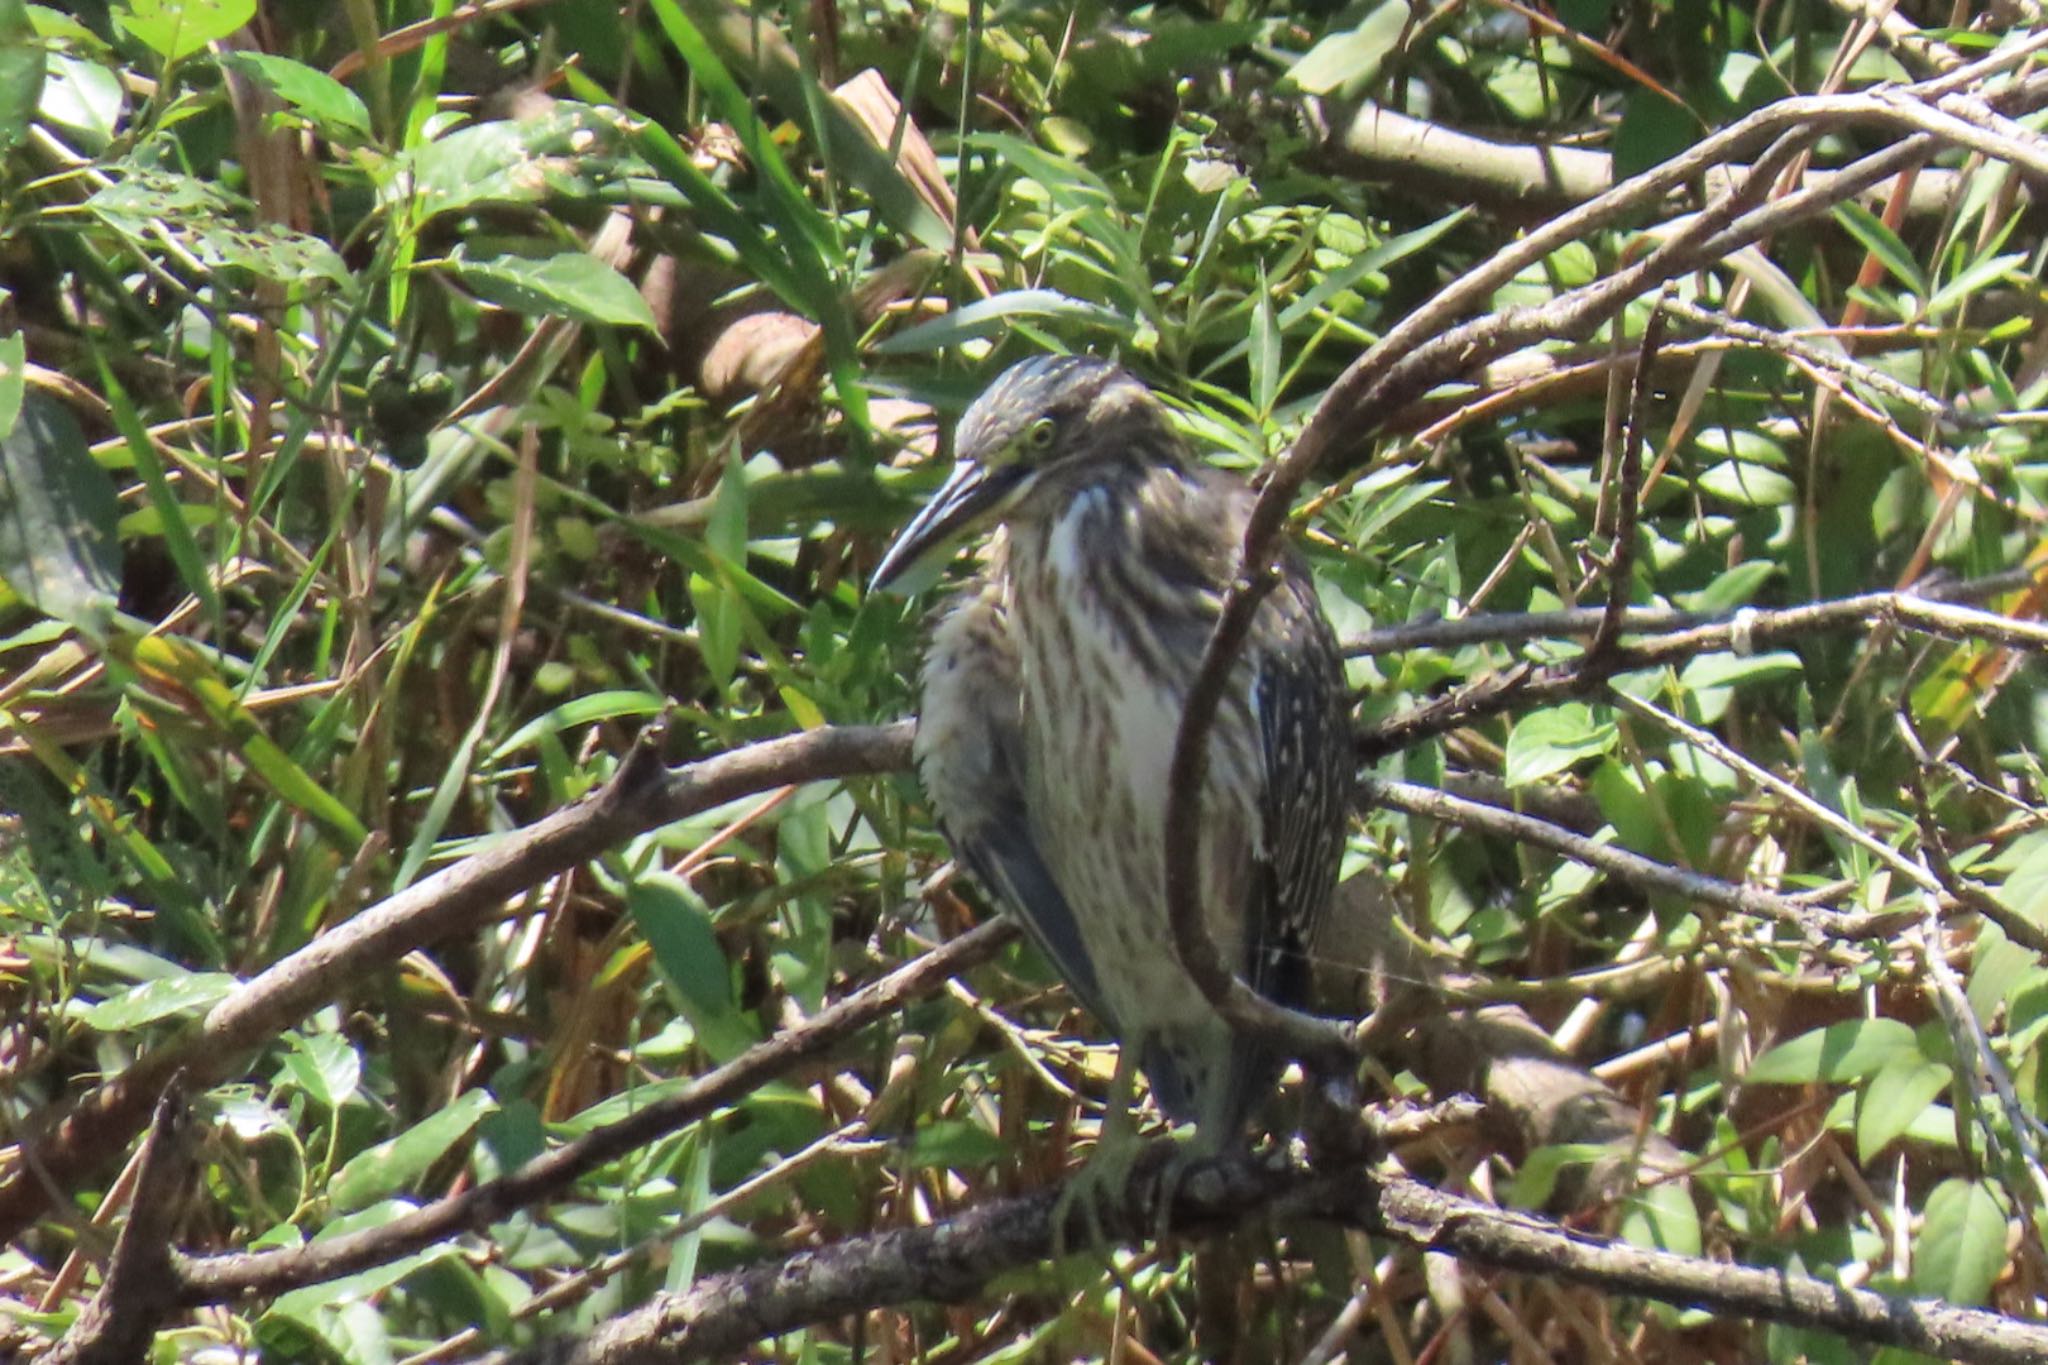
[872,354,1353,1152]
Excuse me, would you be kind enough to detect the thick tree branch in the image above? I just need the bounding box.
[493,1143,2048,1365]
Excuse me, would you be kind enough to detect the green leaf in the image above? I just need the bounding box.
[1283,0,1411,97]
[1504,703,1616,786]
[95,351,218,624]
[1620,1182,1701,1257]
[1696,460,1797,507]
[114,0,255,62]
[907,1119,1007,1171]
[1911,1178,2009,1306]
[1250,261,1279,420]
[1832,200,1927,298]
[659,0,950,252]
[487,689,667,761]
[446,250,659,332]
[268,1205,458,1320]
[1747,1018,1917,1085]
[0,332,23,442]
[626,872,762,1063]
[1855,1053,1951,1162]
[0,0,45,154]
[81,971,238,1029]
[217,51,370,141]
[1928,252,2025,320]
[395,101,635,224]
[1502,1142,1610,1208]
[277,1031,362,1110]
[707,450,748,566]
[874,289,1133,354]
[1614,92,1696,179]
[328,1090,496,1213]
[690,570,740,689]
[0,390,122,640]
[121,634,368,850]
[39,52,124,152]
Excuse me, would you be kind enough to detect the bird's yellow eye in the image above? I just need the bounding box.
[1023,417,1057,452]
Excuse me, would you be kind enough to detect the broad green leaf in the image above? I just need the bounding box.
[268,1204,456,1319]
[114,0,253,62]
[328,1090,496,1213]
[1696,460,1797,507]
[1620,1182,1701,1257]
[907,1119,1007,1171]
[1911,1178,2009,1305]
[395,102,635,224]
[1747,1018,1917,1085]
[0,0,45,154]
[1614,92,1696,179]
[1283,0,1410,96]
[217,51,370,141]
[1855,1053,1951,1162]
[88,172,349,287]
[278,1030,362,1110]
[1677,650,1801,692]
[1995,833,2048,929]
[626,872,762,1063]
[81,971,237,1029]
[446,250,659,332]
[1504,703,1615,786]
[39,52,124,152]
[0,390,121,639]
[1502,1142,1610,1208]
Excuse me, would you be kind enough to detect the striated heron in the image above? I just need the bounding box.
[873,355,1352,1150]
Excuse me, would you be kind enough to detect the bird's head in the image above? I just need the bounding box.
[871,355,1170,591]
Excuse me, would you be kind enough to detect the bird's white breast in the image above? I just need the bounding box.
[1008,492,1260,1039]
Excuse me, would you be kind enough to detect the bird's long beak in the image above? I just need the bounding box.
[870,459,1023,592]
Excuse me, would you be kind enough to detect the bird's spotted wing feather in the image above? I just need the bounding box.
[1247,557,1352,1009]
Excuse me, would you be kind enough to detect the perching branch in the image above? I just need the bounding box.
[493,1139,2048,1365]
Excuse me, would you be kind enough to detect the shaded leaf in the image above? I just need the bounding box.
[0,390,121,639]
[447,250,659,331]
[1747,1018,1917,1085]
[328,1091,496,1213]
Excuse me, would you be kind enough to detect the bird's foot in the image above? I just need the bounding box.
[1050,1042,1151,1262]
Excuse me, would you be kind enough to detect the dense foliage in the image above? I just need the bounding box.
[5,0,2048,1360]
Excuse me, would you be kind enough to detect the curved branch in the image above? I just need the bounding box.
[1163,56,2048,1065]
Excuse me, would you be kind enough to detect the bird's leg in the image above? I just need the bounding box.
[1050,1040,1147,1261]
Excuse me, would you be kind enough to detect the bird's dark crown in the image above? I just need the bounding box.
[955,355,1173,472]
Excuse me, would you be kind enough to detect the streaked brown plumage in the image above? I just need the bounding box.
[874,355,1351,1140]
